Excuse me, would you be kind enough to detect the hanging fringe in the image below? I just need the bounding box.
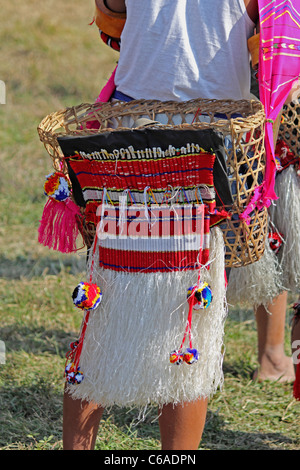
[38,196,81,253]
[269,166,300,293]
[38,172,81,253]
[226,239,284,308]
[66,227,227,408]
[228,164,300,305]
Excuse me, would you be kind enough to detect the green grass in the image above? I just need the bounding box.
[0,0,299,451]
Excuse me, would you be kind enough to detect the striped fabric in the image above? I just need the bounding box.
[59,127,228,273]
[67,149,216,213]
[99,30,121,51]
[257,0,300,207]
[96,204,207,272]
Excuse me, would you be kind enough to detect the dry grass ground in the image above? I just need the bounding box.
[0,0,299,450]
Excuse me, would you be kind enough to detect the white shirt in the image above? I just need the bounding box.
[115,0,255,101]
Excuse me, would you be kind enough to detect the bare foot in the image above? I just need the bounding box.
[252,353,295,383]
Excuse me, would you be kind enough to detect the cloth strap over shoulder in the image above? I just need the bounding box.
[248,33,260,69]
[94,0,126,39]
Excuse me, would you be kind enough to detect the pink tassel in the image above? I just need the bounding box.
[38,197,81,253]
[86,66,118,130]
[239,184,272,225]
[95,66,117,103]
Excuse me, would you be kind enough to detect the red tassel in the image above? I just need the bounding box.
[64,227,101,383]
[209,208,231,227]
[293,362,300,400]
[38,197,81,253]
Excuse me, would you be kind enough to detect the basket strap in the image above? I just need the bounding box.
[248,33,259,70]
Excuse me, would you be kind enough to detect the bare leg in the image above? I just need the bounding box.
[63,388,207,450]
[158,398,208,450]
[63,388,104,450]
[254,291,295,382]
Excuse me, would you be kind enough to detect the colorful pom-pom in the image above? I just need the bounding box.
[69,340,79,351]
[44,172,70,202]
[187,282,213,310]
[72,282,102,311]
[65,362,84,384]
[169,350,184,365]
[183,348,199,365]
[170,281,207,367]
[268,231,283,254]
[170,348,199,365]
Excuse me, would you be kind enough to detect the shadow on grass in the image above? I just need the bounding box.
[0,378,64,449]
[100,406,296,450]
[0,323,70,449]
[0,254,86,279]
[223,359,255,380]
[202,410,296,450]
[0,323,77,358]
[0,388,296,450]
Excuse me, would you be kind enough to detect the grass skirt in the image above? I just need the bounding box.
[269,166,300,292]
[66,227,227,408]
[227,166,300,307]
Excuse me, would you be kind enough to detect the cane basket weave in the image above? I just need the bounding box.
[279,95,300,157]
[37,98,267,268]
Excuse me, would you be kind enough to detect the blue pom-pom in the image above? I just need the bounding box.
[183,348,199,364]
[187,282,213,310]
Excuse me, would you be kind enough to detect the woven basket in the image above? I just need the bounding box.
[38,98,267,268]
[279,95,300,157]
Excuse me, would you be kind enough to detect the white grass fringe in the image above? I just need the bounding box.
[226,240,284,308]
[269,166,300,293]
[67,227,227,408]
[227,166,300,308]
